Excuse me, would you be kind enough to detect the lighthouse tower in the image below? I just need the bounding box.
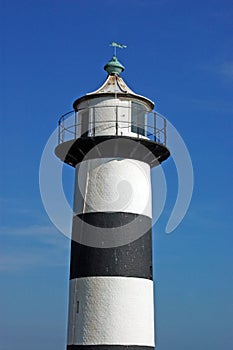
[55,51,170,350]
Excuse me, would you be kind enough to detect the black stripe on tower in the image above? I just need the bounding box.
[67,346,154,350]
[70,212,153,280]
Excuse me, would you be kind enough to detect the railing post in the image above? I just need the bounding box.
[58,120,61,144]
[62,115,64,143]
[164,117,167,146]
[116,106,118,135]
[93,107,95,137]
[75,111,78,139]
[154,112,157,142]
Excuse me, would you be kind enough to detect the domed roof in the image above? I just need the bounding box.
[73,55,154,111]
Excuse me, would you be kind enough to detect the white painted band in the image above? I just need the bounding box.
[67,276,155,346]
[74,158,152,218]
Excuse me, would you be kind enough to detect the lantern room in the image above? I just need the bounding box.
[55,54,170,167]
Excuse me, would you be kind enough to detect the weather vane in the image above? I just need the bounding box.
[110,41,127,56]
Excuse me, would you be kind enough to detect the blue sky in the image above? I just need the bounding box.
[1,0,232,349]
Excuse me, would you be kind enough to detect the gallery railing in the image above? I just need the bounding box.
[57,106,167,146]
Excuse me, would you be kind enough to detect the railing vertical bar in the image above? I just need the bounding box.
[62,115,64,143]
[58,120,60,144]
[154,112,157,142]
[74,111,77,139]
[93,107,95,137]
[164,117,167,146]
[116,106,118,135]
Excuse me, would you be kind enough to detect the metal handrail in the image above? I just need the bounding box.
[57,105,167,146]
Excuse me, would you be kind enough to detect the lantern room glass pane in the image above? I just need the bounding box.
[131,102,146,136]
[80,109,89,137]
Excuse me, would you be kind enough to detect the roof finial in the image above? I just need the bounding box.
[104,42,126,76]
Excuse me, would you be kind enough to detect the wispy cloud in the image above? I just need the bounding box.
[1,224,70,244]
[0,224,70,272]
[200,60,233,83]
[0,249,67,272]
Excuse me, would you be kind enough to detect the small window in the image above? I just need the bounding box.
[76,301,79,313]
[131,102,146,136]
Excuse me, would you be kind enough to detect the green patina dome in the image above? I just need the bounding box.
[104,55,125,76]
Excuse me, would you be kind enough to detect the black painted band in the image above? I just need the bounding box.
[70,213,153,280]
[67,346,154,350]
[55,135,170,168]
[75,212,150,228]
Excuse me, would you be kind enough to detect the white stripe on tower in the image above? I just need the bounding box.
[74,158,152,217]
[67,157,155,350]
[67,277,154,345]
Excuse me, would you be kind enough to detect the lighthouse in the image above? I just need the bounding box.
[55,47,170,350]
